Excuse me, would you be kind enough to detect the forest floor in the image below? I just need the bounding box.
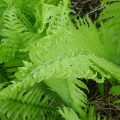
[71,0,102,20]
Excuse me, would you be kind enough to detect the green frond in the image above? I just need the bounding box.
[0,5,42,64]
[46,2,71,35]
[0,54,89,118]
[11,0,68,32]
[110,85,120,95]
[59,106,106,120]
[0,0,7,25]
[2,53,119,119]
[0,6,30,62]
[15,57,89,117]
[100,0,120,19]
[98,0,120,65]
[0,83,62,120]
[44,0,70,5]
[30,18,104,66]
[0,0,120,119]
[59,106,80,120]
[0,5,41,81]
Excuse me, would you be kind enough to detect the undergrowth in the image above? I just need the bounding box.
[0,0,120,120]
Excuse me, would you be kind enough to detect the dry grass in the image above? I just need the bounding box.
[71,0,103,20]
[89,94,120,120]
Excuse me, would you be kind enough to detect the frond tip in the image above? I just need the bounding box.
[59,106,80,120]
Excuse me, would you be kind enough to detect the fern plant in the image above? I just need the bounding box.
[0,0,120,119]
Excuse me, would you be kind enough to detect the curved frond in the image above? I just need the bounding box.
[30,18,104,66]
[98,0,120,65]
[1,53,119,119]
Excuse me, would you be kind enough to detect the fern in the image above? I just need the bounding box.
[0,0,120,119]
[59,106,106,120]
[98,0,120,65]
[0,83,62,120]
[0,3,42,81]
[0,53,120,119]
[59,106,80,120]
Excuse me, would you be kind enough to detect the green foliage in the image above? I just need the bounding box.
[59,106,80,120]
[0,0,120,119]
[98,0,120,65]
[110,85,120,95]
[59,106,106,120]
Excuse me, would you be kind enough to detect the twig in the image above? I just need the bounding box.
[88,6,106,15]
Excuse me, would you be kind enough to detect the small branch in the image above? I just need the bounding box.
[88,6,106,15]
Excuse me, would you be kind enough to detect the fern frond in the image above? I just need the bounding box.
[1,52,120,119]
[0,83,62,120]
[0,55,88,118]
[110,85,120,95]
[14,0,64,32]
[0,5,41,81]
[1,6,30,34]
[59,106,107,120]
[100,0,120,20]
[30,18,104,66]
[0,0,7,26]
[98,0,120,65]
[46,1,71,35]
[59,106,80,120]
[44,0,70,5]
[0,6,30,62]
[0,0,120,119]
[0,5,42,63]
